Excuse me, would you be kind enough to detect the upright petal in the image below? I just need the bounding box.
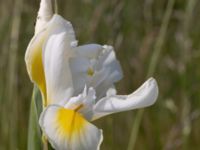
[43,33,74,105]
[25,28,47,101]
[70,44,123,98]
[25,14,77,105]
[91,45,123,98]
[75,44,102,59]
[92,78,158,120]
[39,105,103,150]
[43,15,77,105]
[35,0,53,34]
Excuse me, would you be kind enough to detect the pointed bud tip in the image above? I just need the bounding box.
[38,0,53,20]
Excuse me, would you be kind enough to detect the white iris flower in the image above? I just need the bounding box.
[39,77,157,150]
[25,0,159,149]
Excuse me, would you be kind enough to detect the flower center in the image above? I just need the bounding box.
[56,108,86,138]
[87,68,94,76]
[74,104,84,112]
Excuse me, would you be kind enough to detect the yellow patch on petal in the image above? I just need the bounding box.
[56,108,86,138]
[26,33,47,105]
[87,68,94,76]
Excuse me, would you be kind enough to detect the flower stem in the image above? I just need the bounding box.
[54,0,58,14]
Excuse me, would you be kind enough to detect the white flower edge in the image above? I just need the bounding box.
[26,13,124,105]
[39,104,103,150]
[35,0,53,34]
[39,78,158,149]
[92,77,158,120]
[41,14,123,104]
[25,14,77,104]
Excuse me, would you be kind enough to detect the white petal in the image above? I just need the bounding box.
[45,14,77,44]
[94,68,119,99]
[25,14,76,105]
[35,0,53,34]
[70,44,123,98]
[25,27,48,102]
[43,32,74,105]
[39,105,103,150]
[43,15,77,105]
[79,87,96,120]
[74,44,102,59]
[64,87,96,120]
[106,86,117,96]
[94,45,123,98]
[68,57,90,95]
[92,78,158,120]
[97,45,123,83]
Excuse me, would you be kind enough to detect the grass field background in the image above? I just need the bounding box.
[0,0,200,149]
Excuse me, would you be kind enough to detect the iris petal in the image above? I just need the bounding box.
[92,78,158,120]
[25,29,47,102]
[39,105,103,150]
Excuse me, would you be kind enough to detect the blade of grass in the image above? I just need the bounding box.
[54,0,58,14]
[181,0,197,149]
[127,0,175,149]
[7,0,23,148]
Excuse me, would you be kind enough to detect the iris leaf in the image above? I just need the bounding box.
[27,85,42,150]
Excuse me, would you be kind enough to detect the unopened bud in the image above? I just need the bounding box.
[35,0,53,34]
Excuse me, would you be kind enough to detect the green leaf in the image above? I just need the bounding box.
[27,85,42,150]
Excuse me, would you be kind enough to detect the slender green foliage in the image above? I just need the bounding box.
[127,0,175,149]
[0,0,200,149]
[28,86,42,150]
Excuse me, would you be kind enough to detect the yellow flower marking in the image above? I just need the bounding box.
[87,68,94,76]
[56,107,86,138]
[26,32,47,106]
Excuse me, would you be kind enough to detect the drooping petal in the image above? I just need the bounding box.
[92,78,158,120]
[39,105,103,150]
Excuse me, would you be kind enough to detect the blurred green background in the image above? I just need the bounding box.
[0,0,200,149]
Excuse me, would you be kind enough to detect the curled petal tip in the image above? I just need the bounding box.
[38,0,53,18]
[141,77,158,106]
[148,77,159,103]
[146,77,157,86]
[92,78,159,120]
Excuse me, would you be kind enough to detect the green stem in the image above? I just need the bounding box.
[54,0,58,14]
[127,0,175,149]
[127,109,144,150]
[181,0,197,149]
